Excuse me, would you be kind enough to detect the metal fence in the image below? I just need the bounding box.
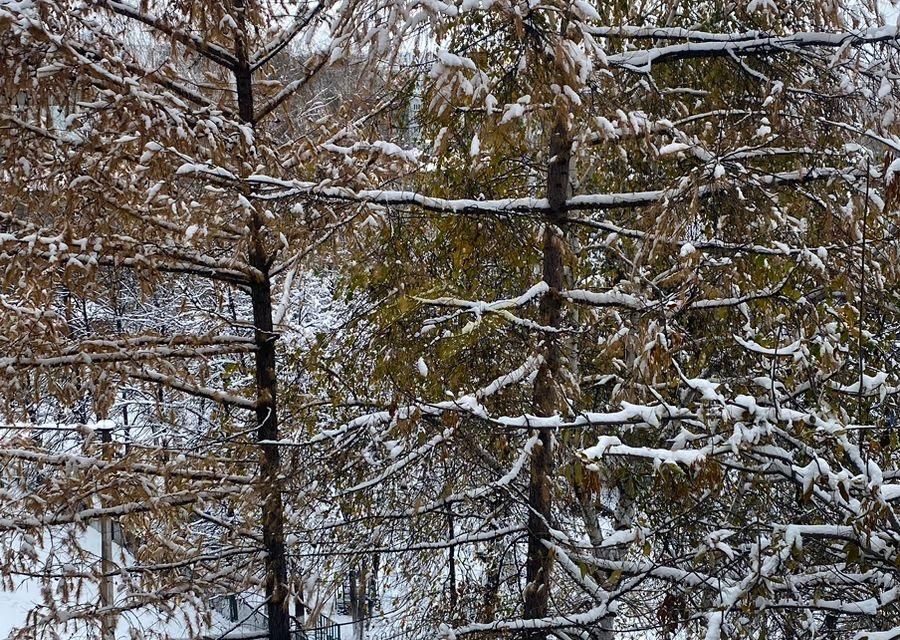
[211,594,342,640]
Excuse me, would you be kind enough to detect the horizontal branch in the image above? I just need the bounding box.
[605,25,900,71]
[0,447,256,485]
[564,271,792,313]
[415,282,563,332]
[0,487,242,531]
[237,165,862,216]
[589,26,765,42]
[95,0,237,69]
[0,343,256,369]
[123,366,257,409]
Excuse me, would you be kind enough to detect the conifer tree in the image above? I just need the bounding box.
[0,1,415,638]
[301,2,900,639]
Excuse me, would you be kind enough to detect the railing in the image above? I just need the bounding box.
[292,614,341,640]
[210,594,268,631]
[211,594,342,640]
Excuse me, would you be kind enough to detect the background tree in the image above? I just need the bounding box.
[291,2,900,639]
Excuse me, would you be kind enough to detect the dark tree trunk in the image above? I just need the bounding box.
[249,259,290,640]
[481,554,502,624]
[99,423,115,640]
[448,507,458,613]
[232,2,291,638]
[349,569,361,639]
[524,119,570,636]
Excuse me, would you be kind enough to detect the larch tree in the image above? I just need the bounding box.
[0,1,419,639]
[281,1,900,640]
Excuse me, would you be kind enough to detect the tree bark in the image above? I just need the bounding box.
[99,424,115,640]
[524,119,570,636]
[448,507,458,614]
[349,569,360,638]
[232,2,290,638]
[355,561,368,640]
[250,254,290,640]
[574,483,620,640]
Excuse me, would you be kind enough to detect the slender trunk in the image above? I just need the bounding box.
[100,515,114,639]
[524,119,570,633]
[356,561,368,640]
[229,595,239,622]
[370,553,379,603]
[99,424,115,640]
[448,507,457,614]
[481,552,502,623]
[232,3,290,638]
[295,591,305,624]
[348,569,360,636]
[574,484,618,640]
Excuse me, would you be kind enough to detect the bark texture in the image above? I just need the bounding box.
[233,2,290,637]
[524,119,571,635]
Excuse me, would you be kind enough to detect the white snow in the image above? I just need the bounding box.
[658,142,691,156]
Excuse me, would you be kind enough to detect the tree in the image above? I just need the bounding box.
[291,2,900,639]
[0,1,417,638]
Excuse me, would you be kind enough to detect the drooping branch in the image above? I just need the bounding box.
[94,0,239,69]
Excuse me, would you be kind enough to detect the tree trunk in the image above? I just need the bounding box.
[356,561,368,640]
[448,507,458,614]
[99,424,115,640]
[349,569,360,638]
[250,262,290,640]
[524,119,570,635]
[574,483,620,640]
[481,552,502,624]
[232,2,290,638]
